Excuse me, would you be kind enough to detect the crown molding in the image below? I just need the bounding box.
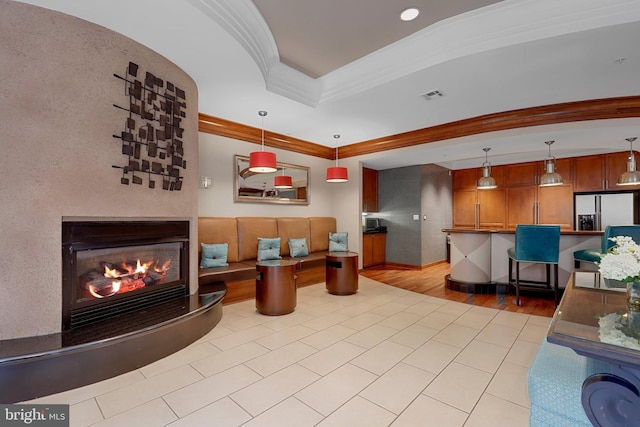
[198,113,335,159]
[318,0,640,104]
[264,61,323,108]
[200,96,640,160]
[187,0,322,107]
[189,0,640,107]
[186,0,278,81]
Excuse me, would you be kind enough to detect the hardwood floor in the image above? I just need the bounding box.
[360,262,557,318]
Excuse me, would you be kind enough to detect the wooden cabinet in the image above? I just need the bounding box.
[452,166,506,229]
[362,233,386,267]
[505,162,538,186]
[363,167,378,212]
[477,188,506,229]
[542,157,574,183]
[452,189,478,228]
[506,185,537,228]
[574,151,632,191]
[606,151,633,189]
[504,160,574,229]
[452,151,632,231]
[537,184,574,229]
[574,155,606,191]
[453,168,479,190]
[507,184,574,229]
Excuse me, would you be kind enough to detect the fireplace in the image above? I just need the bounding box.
[1,219,223,403]
[62,220,189,330]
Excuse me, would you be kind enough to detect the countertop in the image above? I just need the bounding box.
[442,228,603,236]
[363,229,387,234]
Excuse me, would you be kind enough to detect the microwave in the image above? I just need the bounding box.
[365,218,381,230]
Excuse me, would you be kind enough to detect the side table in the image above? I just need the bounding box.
[255,259,298,315]
[326,252,359,295]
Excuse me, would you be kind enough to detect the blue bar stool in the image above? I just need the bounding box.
[508,225,561,306]
[574,225,640,268]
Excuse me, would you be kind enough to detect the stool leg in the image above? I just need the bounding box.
[545,263,551,289]
[553,264,559,306]
[508,258,513,283]
[515,261,521,306]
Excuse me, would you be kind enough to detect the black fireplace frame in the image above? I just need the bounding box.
[62,220,189,330]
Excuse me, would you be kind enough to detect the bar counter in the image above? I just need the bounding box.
[442,228,603,292]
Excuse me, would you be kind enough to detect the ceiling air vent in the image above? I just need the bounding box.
[422,89,443,100]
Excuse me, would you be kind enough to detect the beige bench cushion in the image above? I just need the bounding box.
[237,217,279,261]
[309,217,337,253]
[198,217,239,263]
[277,217,311,257]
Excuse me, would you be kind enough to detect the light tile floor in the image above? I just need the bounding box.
[29,277,551,426]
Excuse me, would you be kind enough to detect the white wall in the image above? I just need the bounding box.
[198,133,362,258]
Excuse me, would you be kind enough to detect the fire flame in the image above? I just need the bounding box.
[88,280,121,298]
[85,258,171,299]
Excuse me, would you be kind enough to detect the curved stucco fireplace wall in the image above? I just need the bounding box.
[0,2,199,340]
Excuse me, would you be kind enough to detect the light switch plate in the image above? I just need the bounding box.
[413,214,419,220]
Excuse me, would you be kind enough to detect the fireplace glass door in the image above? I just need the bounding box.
[74,242,182,305]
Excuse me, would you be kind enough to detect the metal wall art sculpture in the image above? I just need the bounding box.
[112,62,187,191]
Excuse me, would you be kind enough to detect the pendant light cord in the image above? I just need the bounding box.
[334,134,340,166]
[628,137,637,154]
[259,110,267,152]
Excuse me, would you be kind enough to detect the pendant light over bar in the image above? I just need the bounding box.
[477,147,497,189]
[274,167,293,189]
[539,140,563,187]
[617,137,640,186]
[249,110,277,173]
[326,134,348,182]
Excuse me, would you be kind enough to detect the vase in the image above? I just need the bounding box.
[626,281,640,330]
[628,281,640,312]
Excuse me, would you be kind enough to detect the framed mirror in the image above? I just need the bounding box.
[234,155,310,205]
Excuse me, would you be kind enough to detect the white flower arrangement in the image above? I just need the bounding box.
[598,236,640,282]
[597,236,640,349]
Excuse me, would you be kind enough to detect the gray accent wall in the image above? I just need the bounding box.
[421,164,453,265]
[375,164,452,267]
[377,166,422,266]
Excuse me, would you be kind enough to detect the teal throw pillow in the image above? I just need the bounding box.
[288,237,309,258]
[200,242,229,268]
[329,232,348,252]
[258,237,282,261]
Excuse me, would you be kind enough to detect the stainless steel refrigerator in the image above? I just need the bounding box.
[575,192,638,231]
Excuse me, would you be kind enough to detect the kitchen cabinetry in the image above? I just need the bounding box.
[362,232,386,267]
[506,184,574,229]
[574,151,632,191]
[574,155,605,191]
[452,168,480,190]
[363,167,378,212]
[504,159,574,229]
[452,166,505,229]
[451,151,635,230]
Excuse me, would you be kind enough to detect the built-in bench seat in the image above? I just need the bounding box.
[528,339,610,426]
[198,217,337,304]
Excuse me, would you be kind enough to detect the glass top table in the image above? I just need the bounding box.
[548,271,639,365]
[547,271,640,426]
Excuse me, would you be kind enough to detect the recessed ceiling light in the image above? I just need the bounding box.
[400,7,420,21]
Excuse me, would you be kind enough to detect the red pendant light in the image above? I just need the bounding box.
[326,134,348,182]
[274,167,293,188]
[249,110,277,173]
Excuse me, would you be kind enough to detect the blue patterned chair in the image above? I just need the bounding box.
[508,225,561,306]
[574,225,640,268]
